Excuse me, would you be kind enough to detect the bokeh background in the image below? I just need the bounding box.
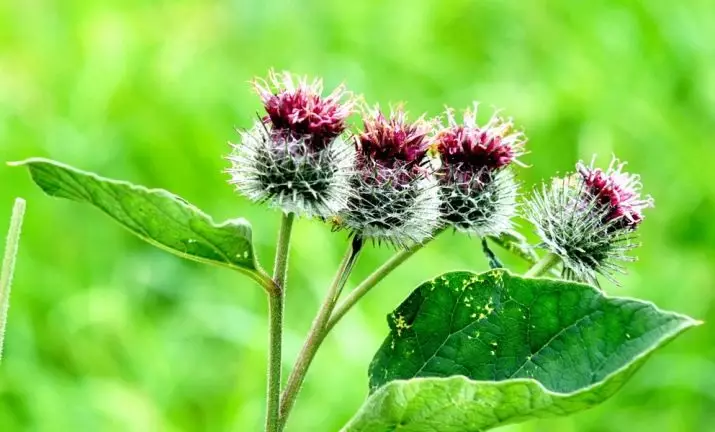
[1,0,714,430]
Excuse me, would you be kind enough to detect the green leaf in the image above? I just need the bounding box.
[344,270,699,431]
[12,158,265,281]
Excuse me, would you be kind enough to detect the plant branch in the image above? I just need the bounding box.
[326,240,424,334]
[265,212,294,432]
[252,267,279,293]
[524,252,560,278]
[1,198,26,362]
[278,236,363,430]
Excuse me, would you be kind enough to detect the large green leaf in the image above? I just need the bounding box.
[12,158,262,279]
[344,270,699,431]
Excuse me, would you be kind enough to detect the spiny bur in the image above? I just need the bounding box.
[337,106,441,248]
[433,104,526,237]
[526,156,654,285]
[227,70,356,218]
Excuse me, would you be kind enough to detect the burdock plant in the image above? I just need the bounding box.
[6,70,700,432]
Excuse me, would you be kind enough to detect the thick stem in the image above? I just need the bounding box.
[278,236,363,430]
[265,291,283,432]
[265,212,294,432]
[524,252,560,278]
[1,198,26,362]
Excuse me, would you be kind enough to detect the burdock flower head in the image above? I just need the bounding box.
[338,106,441,248]
[433,104,526,236]
[526,157,654,285]
[227,70,356,218]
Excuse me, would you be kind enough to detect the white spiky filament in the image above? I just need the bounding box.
[339,167,442,248]
[577,156,654,228]
[525,175,641,286]
[227,123,355,218]
[444,103,528,167]
[434,103,526,236]
[440,168,518,237]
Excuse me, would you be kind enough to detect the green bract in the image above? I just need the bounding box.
[344,270,699,431]
[12,158,264,281]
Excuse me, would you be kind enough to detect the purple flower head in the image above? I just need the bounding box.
[432,105,525,236]
[253,70,355,150]
[526,156,654,285]
[577,158,653,230]
[337,106,441,248]
[357,107,432,170]
[435,105,526,183]
[228,71,356,218]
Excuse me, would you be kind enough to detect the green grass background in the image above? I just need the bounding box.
[1,0,714,430]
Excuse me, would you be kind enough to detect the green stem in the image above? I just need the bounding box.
[278,236,363,430]
[327,230,543,334]
[1,198,26,362]
[524,252,560,278]
[265,212,294,432]
[325,240,425,334]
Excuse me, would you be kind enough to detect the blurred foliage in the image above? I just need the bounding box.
[1,0,714,431]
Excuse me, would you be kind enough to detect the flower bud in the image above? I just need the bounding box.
[526,157,654,285]
[227,70,355,218]
[433,105,525,236]
[337,107,441,248]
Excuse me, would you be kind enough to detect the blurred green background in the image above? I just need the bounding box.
[1,0,714,430]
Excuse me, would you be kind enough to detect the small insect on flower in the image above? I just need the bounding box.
[433,104,526,237]
[526,157,654,285]
[227,70,356,218]
[337,106,442,248]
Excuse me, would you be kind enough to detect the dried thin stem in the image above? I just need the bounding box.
[1,198,26,362]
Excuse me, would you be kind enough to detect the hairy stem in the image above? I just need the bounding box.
[265,212,294,432]
[278,236,363,430]
[253,268,279,293]
[1,198,26,362]
[524,252,560,278]
[326,240,425,334]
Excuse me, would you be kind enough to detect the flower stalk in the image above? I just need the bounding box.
[279,236,363,430]
[524,252,561,278]
[326,234,435,334]
[265,212,294,432]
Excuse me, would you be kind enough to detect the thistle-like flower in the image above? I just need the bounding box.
[526,157,654,285]
[227,70,356,218]
[337,107,441,248]
[433,104,526,236]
